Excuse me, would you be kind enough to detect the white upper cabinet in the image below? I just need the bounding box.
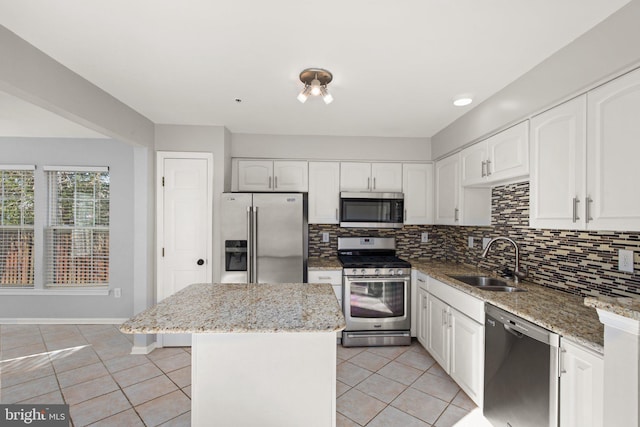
[340,162,402,192]
[460,121,529,187]
[402,163,434,225]
[530,95,587,229]
[237,160,308,192]
[531,67,640,231]
[308,162,340,224]
[586,69,640,231]
[435,153,490,226]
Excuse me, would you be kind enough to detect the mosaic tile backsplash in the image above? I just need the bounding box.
[309,181,640,298]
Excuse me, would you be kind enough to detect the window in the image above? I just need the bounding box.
[0,166,35,288]
[45,167,109,287]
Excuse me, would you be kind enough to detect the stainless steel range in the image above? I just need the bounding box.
[338,237,411,347]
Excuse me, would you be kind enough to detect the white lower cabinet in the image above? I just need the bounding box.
[417,274,485,407]
[308,269,343,340]
[559,339,604,427]
[414,271,429,344]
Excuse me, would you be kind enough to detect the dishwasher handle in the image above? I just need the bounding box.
[504,323,524,338]
[486,304,560,347]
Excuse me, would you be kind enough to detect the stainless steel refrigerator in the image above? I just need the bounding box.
[221,193,307,283]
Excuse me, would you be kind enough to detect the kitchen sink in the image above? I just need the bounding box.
[448,275,527,292]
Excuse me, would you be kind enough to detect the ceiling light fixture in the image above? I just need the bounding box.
[298,68,333,104]
[453,96,473,107]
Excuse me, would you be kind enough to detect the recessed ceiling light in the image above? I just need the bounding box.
[453,97,473,107]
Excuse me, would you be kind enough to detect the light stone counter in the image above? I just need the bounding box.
[584,295,640,321]
[308,256,342,270]
[411,260,604,353]
[120,282,345,334]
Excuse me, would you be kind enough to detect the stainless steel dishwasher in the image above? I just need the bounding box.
[484,304,560,427]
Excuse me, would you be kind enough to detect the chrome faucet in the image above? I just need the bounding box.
[481,237,528,283]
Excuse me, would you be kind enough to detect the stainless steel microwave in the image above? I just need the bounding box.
[339,192,404,228]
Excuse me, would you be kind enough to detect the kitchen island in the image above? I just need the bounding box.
[120,283,345,427]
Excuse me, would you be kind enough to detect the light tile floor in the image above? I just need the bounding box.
[1,324,491,427]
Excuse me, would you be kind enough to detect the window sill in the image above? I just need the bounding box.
[0,288,110,296]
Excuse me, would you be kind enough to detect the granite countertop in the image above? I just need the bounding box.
[584,295,640,321]
[120,283,346,334]
[411,260,604,354]
[308,257,342,270]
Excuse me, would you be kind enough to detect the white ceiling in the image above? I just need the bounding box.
[0,0,631,139]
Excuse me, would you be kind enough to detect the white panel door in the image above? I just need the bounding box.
[158,153,212,347]
[308,162,340,224]
[587,68,640,231]
[371,163,402,192]
[237,160,273,191]
[416,286,429,348]
[402,163,434,224]
[340,162,371,191]
[449,307,484,407]
[435,154,460,225]
[530,96,587,229]
[460,142,487,187]
[426,294,449,371]
[486,121,529,183]
[273,161,308,192]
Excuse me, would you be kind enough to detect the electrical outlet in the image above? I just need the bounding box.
[468,237,474,248]
[619,249,634,273]
[322,232,330,243]
[114,288,122,298]
[421,232,429,243]
[483,237,492,249]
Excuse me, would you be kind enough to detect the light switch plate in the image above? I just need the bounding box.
[421,232,429,243]
[619,249,634,273]
[322,232,330,243]
[468,237,474,248]
[114,288,122,298]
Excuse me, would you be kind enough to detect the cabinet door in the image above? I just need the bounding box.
[308,162,340,224]
[530,96,587,230]
[460,142,487,187]
[486,121,529,183]
[237,160,274,191]
[416,286,429,348]
[371,163,402,192]
[273,161,308,192]
[340,162,372,191]
[559,340,604,427]
[403,163,434,225]
[587,68,640,231]
[435,154,460,225]
[426,294,449,371]
[449,307,484,407]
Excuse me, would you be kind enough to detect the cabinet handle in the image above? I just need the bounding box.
[486,160,492,176]
[572,197,580,223]
[373,177,376,190]
[481,161,487,177]
[448,312,452,328]
[274,176,278,189]
[586,196,593,223]
[268,176,272,189]
[335,208,339,221]
[442,309,447,326]
[454,208,459,221]
[318,276,331,280]
[404,209,407,222]
[417,278,425,283]
[367,177,371,190]
[559,347,567,375]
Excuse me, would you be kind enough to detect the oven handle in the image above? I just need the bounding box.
[344,332,410,339]
[344,276,410,281]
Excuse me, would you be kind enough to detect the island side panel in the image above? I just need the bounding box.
[192,332,337,427]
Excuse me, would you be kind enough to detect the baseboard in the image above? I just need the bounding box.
[130,341,157,355]
[0,318,130,325]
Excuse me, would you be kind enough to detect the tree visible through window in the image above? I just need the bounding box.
[45,168,109,287]
[0,167,35,287]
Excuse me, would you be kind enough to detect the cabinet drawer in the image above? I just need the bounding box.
[415,270,429,292]
[428,277,484,324]
[308,270,342,285]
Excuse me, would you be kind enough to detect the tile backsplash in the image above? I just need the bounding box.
[309,181,640,298]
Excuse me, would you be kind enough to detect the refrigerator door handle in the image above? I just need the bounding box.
[246,206,253,283]
[252,206,258,283]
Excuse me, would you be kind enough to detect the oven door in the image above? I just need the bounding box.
[343,275,410,331]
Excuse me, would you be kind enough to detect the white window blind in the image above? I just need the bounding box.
[45,169,110,287]
[0,168,35,288]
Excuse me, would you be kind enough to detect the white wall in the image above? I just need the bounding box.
[232,133,431,161]
[431,0,640,159]
[0,137,135,319]
[154,125,231,283]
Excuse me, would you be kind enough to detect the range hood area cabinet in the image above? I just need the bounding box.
[236,159,308,192]
[340,162,402,192]
[530,67,640,231]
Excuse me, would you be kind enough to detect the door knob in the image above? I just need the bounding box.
[197,259,205,266]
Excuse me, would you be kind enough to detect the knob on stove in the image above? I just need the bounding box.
[351,269,357,275]
[389,269,395,276]
[398,269,404,276]
[360,269,366,275]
